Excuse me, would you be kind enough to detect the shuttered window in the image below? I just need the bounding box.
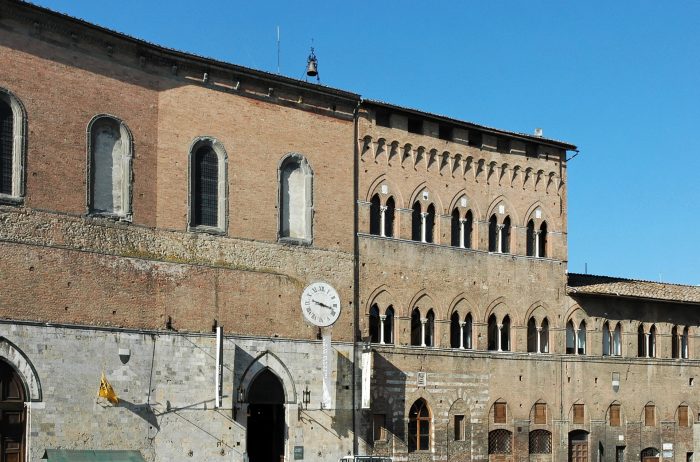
[679,405,689,427]
[0,100,13,195]
[454,415,465,441]
[535,403,547,424]
[494,403,507,424]
[573,404,585,424]
[610,404,620,426]
[645,405,655,426]
[193,146,218,227]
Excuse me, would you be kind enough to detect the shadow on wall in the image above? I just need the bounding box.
[330,348,354,439]
[365,352,407,456]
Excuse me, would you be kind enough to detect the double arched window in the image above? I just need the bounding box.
[87,115,133,218]
[410,308,435,347]
[488,314,511,351]
[527,317,549,353]
[603,322,622,356]
[488,214,511,253]
[189,137,228,232]
[672,326,689,359]
[450,312,472,349]
[369,193,395,238]
[638,324,657,358]
[412,201,435,243]
[566,320,587,355]
[279,154,313,242]
[451,208,473,248]
[0,89,26,201]
[408,399,431,452]
[369,304,394,345]
[526,219,548,257]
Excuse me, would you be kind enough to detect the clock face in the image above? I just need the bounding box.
[301,282,341,327]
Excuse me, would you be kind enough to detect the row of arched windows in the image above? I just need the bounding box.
[368,307,691,359]
[369,193,549,258]
[0,88,313,241]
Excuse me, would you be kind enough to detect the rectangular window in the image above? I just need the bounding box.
[616,446,625,462]
[468,131,482,148]
[573,404,585,424]
[376,110,391,128]
[494,403,507,424]
[610,404,620,426]
[439,124,453,141]
[645,404,655,426]
[373,414,386,441]
[679,405,689,427]
[454,415,465,441]
[407,118,423,134]
[534,403,547,424]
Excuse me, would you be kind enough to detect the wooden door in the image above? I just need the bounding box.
[570,441,588,462]
[0,362,25,462]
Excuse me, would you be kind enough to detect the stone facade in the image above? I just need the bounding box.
[0,1,699,462]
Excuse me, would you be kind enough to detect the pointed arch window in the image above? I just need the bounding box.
[605,322,621,356]
[673,326,680,359]
[501,216,511,253]
[88,115,132,218]
[412,202,422,241]
[189,138,227,232]
[449,312,472,349]
[383,306,394,344]
[539,222,547,257]
[412,201,435,243]
[577,321,586,354]
[384,197,395,238]
[0,89,26,203]
[279,154,313,242]
[528,317,549,353]
[425,309,435,347]
[369,305,393,345]
[464,313,473,349]
[566,320,576,354]
[408,399,431,452]
[451,209,473,248]
[527,220,535,256]
[410,309,422,346]
[369,304,380,343]
[488,215,498,252]
[682,327,689,359]
[369,194,381,236]
[488,314,511,352]
[425,204,435,243]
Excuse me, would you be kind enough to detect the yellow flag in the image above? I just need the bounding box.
[98,371,119,404]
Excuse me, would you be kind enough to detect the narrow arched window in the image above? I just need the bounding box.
[88,116,132,218]
[0,89,26,201]
[539,222,547,257]
[369,304,380,343]
[566,321,576,354]
[450,312,461,348]
[369,194,381,235]
[425,204,435,243]
[603,322,611,356]
[384,306,394,344]
[464,313,473,349]
[672,326,680,359]
[501,315,511,351]
[412,202,422,241]
[526,220,535,256]
[613,323,622,356]
[682,327,689,359]
[464,210,473,249]
[527,318,538,353]
[649,325,657,358]
[279,154,312,242]
[410,309,422,346]
[501,216,511,253]
[385,197,395,238]
[488,314,498,351]
[189,138,227,232]
[578,321,586,355]
[541,318,549,353]
[425,309,435,347]
[488,215,498,252]
[451,209,461,247]
[638,325,646,357]
[408,399,431,452]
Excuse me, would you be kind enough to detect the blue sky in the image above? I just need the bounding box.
[32,1,700,285]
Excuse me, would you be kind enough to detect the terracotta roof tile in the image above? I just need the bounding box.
[567,273,700,305]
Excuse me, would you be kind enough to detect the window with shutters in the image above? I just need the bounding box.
[189,137,227,233]
[87,115,132,218]
[573,404,585,424]
[372,414,387,441]
[0,89,26,203]
[408,399,431,452]
[609,404,621,426]
[279,153,313,243]
[645,404,655,426]
[454,415,465,441]
[529,430,552,454]
[488,429,512,454]
[494,402,507,424]
[534,403,547,424]
[678,405,689,427]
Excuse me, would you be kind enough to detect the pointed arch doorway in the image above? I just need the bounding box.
[247,369,285,462]
[0,360,25,462]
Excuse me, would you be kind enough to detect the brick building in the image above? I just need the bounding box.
[0,1,698,461]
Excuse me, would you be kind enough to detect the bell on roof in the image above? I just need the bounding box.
[306,47,319,80]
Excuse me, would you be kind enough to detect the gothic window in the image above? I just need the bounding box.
[408,399,431,452]
[410,309,422,346]
[682,327,689,359]
[88,115,132,218]
[385,197,395,238]
[412,202,422,241]
[488,314,511,352]
[464,210,473,248]
[534,403,547,425]
[451,209,473,248]
[501,216,511,253]
[384,306,394,344]
[577,321,586,354]
[528,318,549,353]
[649,325,657,357]
[494,402,507,424]
[450,312,461,348]
[488,314,498,351]
[528,318,537,352]
[539,222,547,257]
[488,429,512,454]
[644,404,656,426]
[678,405,690,427]
[609,403,621,426]
[369,304,380,343]
[0,89,26,201]
[638,325,646,357]
[527,220,535,256]
[573,403,585,424]
[488,215,498,252]
[566,320,576,354]
[613,323,622,355]
[425,204,435,243]
[673,326,680,359]
[501,315,511,351]
[605,322,622,356]
[529,430,552,454]
[425,309,435,347]
[369,194,381,235]
[464,313,473,349]
[603,322,611,356]
[451,209,460,247]
[189,138,227,232]
[279,154,312,242]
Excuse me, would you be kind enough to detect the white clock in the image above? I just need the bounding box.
[300,282,341,327]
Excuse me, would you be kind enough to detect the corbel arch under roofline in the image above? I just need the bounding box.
[0,337,42,402]
[239,350,297,405]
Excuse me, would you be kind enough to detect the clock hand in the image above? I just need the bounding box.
[313,299,332,309]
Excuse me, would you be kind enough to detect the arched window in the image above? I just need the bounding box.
[464,313,473,349]
[385,197,395,238]
[613,323,622,356]
[539,222,547,257]
[488,314,498,351]
[88,115,132,218]
[410,309,422,346]
[529,430,552,454]
[501,315,511,351]
[641,447,660,461]
[0,89,26,201]
[425,309,435,347]
[451,209,461,247]
[526,220,535,257]
[541,318,549,353]
[501,216,511,253]
[384,306,394,344]
[638,325,646,357]
[450,312,461,348]
[190,138,227,231]
[649,325,657,358]
[408,399,431,452]
[672,326,680,359]
[488,429,512,455]
[369,304,380,343]
[464,210,473,249]
[603,322,611,356]
[578,320,586,355]
[412,202,422,241]
[279,154,312,242]
[682,327,689,359]
[425,204,435,243]
[566,320,576,354]
[369,194,381,236]
[528,317,548,353]
[527,318,537,353]
[488,215,498,252]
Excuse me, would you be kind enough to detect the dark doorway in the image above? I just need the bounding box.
[568,430,588,462]
[0,361,25,462]
[247,369,285,462]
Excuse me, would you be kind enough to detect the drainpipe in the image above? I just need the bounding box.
[352,98,362,457]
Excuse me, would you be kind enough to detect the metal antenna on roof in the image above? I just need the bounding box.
[276,26,281,74]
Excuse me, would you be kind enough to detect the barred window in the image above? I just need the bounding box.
[488,429,512,454]
[0,99,12,195]
[529,430,552,454]
[0,88,26,201]
[194,146,218,227]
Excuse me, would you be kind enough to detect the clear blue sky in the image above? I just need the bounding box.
[32,1,700,285]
